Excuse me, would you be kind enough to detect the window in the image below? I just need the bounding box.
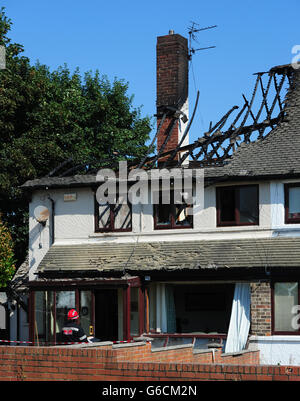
[148,283,234,334]
[35,291,55,344]
[154,190,193,229]
[33,289,93,344]
[130,287,140,337]
[285,183,300,224]
[273,282,299,333]
[216,185,259,226]
[95,195,132,232]
[55,291,76,339]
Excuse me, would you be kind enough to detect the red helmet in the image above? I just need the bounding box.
[67,309,79,320]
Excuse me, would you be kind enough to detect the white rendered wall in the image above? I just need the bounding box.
[249,336,300,365]
[29,188,94,279]
[28,178,300,280]
[271,179,300,236]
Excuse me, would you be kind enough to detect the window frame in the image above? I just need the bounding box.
[94,195,132,233]
[284,183,300,224]
[271,280,300,335]
[29,279,144,344]
[153,190,193,230]
[216,184,259,227]
[31,288,93,345]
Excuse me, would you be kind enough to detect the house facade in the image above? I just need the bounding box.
[12,32,300,365]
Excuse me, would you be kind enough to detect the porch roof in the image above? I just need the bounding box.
[36,237,300,275]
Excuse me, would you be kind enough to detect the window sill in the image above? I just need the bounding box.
[250,335,300,342]
[89,225,272,238]
[89,228,195,238]
[217,223,259,228]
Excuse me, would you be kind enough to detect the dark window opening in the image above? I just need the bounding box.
[95,290,118,341]
[154,190,193,229]
[217,185,259,226]
[174,284,234,334]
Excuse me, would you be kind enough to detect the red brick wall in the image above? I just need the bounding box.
[156,33,188,111]
[112,342,259,365]
[156,33,188,158]
[0,343,299,381]
[156,117,179,158]
[250,282,272,336]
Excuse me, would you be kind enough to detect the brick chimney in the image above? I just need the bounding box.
[156,30,189,161]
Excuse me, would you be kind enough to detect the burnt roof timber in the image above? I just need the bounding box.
[21,64,299,191]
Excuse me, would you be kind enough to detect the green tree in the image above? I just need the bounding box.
[0,8,152,266]
[0,216,15,288]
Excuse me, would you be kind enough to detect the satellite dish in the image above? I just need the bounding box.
[34,205,50,224]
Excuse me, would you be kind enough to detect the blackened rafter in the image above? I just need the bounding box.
[137,66,291,169]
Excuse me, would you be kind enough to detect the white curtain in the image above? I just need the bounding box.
[156,283,167,333]
[225,283,251,353]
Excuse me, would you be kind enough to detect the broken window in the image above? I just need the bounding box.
[216,185,259,226]
[174,284,234,334]
[154,190,193,229]
[148,283,234,335]
[285,183,300,224]
[95,195,132,232]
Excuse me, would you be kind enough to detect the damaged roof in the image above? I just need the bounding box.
[10,256,29,292]
[21,174,98,191]
[36,237,300,275]
[21,64,300,191]
[205,66,300,180]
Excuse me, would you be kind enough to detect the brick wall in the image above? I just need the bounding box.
[112,342,259,365]
[250,282,272,336]
[156,33,188,111]
[0,342,298,381]
[156,118,180,158]
[156,32,188,158]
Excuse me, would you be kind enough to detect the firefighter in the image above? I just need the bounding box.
[61,309,89,344]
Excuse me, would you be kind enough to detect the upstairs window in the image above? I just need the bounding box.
[154,190,193,230]
[285,183,300,224]
[216,185,259,226]
[95,195,132,232]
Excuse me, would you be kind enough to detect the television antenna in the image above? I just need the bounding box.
[188,21,217,60]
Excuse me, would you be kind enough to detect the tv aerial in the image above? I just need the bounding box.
[188,21,217,60]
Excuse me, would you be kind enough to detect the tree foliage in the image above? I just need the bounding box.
[0,216,15,288]
[0,8,152,266]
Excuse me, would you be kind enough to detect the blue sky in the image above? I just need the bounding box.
[2,0,299,144]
